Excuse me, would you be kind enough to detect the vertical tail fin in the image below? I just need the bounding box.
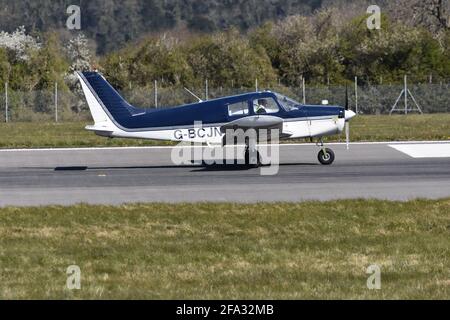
[77,72,112,126]
[77,71,144,131]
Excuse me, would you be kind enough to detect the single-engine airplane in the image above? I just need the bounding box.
[77,71,356,167]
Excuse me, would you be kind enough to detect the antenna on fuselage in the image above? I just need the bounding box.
[184,87,203,103]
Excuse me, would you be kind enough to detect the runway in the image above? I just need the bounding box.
[0,142,449,206]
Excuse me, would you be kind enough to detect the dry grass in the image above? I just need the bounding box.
[0,200,449,299]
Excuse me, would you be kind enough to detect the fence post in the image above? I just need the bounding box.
[5,82,8,123]
[302,77,306,105]
[255,78,258,92]
[55,82,58,122]
[354,76,358,114]
[156,80,159,108]
[404,75,408,115]
[205,79,209,100]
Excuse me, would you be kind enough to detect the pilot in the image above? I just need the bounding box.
[255,99,268,114]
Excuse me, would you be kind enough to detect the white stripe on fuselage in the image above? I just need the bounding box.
[107,117,345,143]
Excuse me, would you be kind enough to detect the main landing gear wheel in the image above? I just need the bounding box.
[245,149,262,168]
[318,148,335,165]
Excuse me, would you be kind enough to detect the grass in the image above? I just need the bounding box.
[345,114,450,142]
[0,121,174,149]
[0,200,449,300]
[0,114,449,149]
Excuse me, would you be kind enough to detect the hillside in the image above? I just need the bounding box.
[0,0,325,53]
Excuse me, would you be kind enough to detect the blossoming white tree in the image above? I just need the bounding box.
[0,26,41,62]
[65,33,93,113]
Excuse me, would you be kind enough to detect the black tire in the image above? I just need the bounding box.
[245,150,262,168]
[318,148,335,165]
[202,160,215,167]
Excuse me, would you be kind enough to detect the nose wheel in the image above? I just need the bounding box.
[318,148,335,165]
[316,138,335,165]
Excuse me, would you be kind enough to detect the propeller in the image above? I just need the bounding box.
[343,86,357,150]
[345,119,350,150]
[345,85,350,150]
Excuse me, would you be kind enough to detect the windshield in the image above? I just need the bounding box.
[275,93,302,111]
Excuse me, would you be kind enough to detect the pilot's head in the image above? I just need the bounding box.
[258,99,268,107]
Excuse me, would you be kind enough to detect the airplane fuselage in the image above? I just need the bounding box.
[89,115,346,144]
[78,71,356,166]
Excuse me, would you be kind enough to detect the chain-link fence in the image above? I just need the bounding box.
[1,82,449,122]
[0,89,89,122]
[304,84,450,114]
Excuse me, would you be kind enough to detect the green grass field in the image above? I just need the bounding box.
[0,200,449,300]
[0,114,449,149]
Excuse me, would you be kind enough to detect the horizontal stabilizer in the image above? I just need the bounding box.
[85,125,114,137]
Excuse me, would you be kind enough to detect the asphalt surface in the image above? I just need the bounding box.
[0,142,449,206]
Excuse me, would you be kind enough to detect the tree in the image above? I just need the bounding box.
[31,32,68,90]
[0,48,11,87]
[65,33,93,86]
[0,26,41,90]
[0,0,326,54]
[185,29,276,88]
[412,0,450,33]
[102,29,277,89]
[0,26,41,63]
[269,12,344,85]
[65,33,94,113]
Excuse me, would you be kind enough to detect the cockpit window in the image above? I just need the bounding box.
[275,93,301,111]
[228,101,249,117]
[253,98,279,114]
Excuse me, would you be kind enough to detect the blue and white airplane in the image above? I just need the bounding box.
[77,71,356,166]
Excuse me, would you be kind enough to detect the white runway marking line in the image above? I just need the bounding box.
[389,143,450,158]
[0,141,449,152]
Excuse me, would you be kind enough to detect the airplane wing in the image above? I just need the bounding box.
[220,115,283,132]
[220,115,292,143]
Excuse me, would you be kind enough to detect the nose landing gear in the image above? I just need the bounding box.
[318,148,335,165]
[317,139,335,165]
